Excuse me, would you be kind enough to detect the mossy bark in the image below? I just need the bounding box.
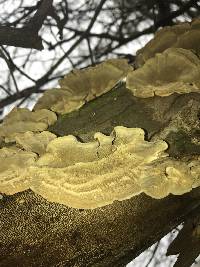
[0,83,200,267]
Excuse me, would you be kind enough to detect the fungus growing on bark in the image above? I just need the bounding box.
[94,132,114,158]
[13,131,57,155]
[29,126,199,209]
[0,126,199,209]
[140,159,194,198]
[34,88,85,114]
[0,147,37,195]
[34,59,132,114]
[127,48,200,98]
[135,18,200,67]
[36,134,99,168]
[59,59,132,98]
[0,108,57,142]
[29,126,169,209]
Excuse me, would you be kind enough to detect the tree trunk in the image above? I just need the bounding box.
[0,84,200,266]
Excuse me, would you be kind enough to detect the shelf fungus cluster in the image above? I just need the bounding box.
[126,47,200,98]
[126,18,200,98]
[0,19,200,209]
[0,117,199,208]
[135,18,200,67]
[34,58,132,114]
[0,107,57,143]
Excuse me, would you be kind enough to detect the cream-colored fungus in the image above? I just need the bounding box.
[34,59,132,114]
[127,48,200,98]
[135,18,200,67]
[0,108,57,142]
[0,126,199,209]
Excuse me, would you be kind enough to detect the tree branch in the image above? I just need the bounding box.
[0,0,107,109]
[0,85,200,266]
[25,0,53,32]
[0,0,54,50]
[0,26,43,50]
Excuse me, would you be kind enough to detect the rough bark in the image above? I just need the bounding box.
[0,83,200,266]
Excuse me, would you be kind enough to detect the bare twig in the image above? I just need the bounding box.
[0,47,19,93]
[0,85,12,96]
[1,46,36,83]
[0,85,44,109]
[86,37,94,65]
[0,0,107,109]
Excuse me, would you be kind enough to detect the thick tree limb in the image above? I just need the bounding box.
[0,85,200,266]
[167,208,200,267]
[0,188,199,267]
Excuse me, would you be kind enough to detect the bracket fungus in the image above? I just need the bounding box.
[34,59,132,114]
[0,108,57,142]
[36,134,99,168]
[13,131,57,156]
[0,126,199,209]
[0,22,200,209]
[127,48,200,98]
[33,88,85,115]
[135,18,200,67]
[0,146,37,195]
